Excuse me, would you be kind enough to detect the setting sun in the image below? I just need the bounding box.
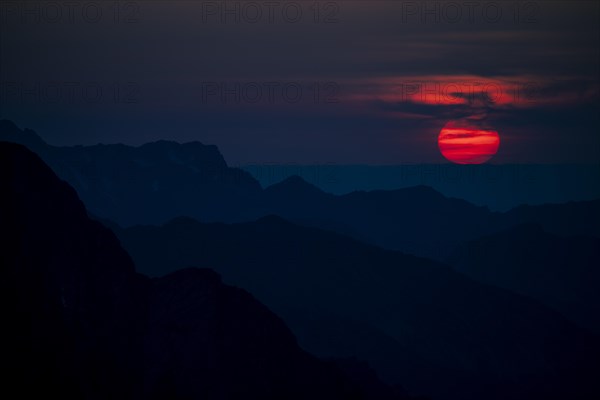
[438,121,500,164]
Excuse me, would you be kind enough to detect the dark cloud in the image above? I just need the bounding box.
[0,1,598,163]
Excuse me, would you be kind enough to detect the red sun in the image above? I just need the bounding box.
[438,121,500,164]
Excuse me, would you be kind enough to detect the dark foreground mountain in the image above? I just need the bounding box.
[448,224,600,334]
[115,215,600,400]
[0,141,410,399]
[3,120,598,261]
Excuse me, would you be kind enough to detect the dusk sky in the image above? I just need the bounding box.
[1,1,598,164]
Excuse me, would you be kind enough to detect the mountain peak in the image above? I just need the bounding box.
[137,140,228,167]
[393,185,444,197]
[265,175,325,195]
[0,119,47,148]
[0,119,19,131]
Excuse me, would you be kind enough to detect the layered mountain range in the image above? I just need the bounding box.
[1,141,410,399]
[2,120,599,399]
[2,120,598,261]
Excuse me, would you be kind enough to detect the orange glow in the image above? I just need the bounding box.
[438,121,500,164]
[343,74,599,111]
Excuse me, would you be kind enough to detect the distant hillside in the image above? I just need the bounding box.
[115,214,600,400]
[448,224,600,333]
[243,163,600,211]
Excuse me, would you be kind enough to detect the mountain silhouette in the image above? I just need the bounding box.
[1,140,145,399]
[114,214,600,400]
[263,176,600,258]
[2,120,598,261]
[142,267,370,400]
[0,141,413,400]
[502,201,600,238]
[0,120,264,226]
[264,178,496,259]
[4,121,600,399]
[448,223,600,333]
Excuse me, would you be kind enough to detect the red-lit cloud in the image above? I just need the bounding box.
[343,75,598,111]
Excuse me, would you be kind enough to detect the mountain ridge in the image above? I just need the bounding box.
[1,141,410,400]
[448,223,600,333]
[3,120,598,262]
[115,212,600,400]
